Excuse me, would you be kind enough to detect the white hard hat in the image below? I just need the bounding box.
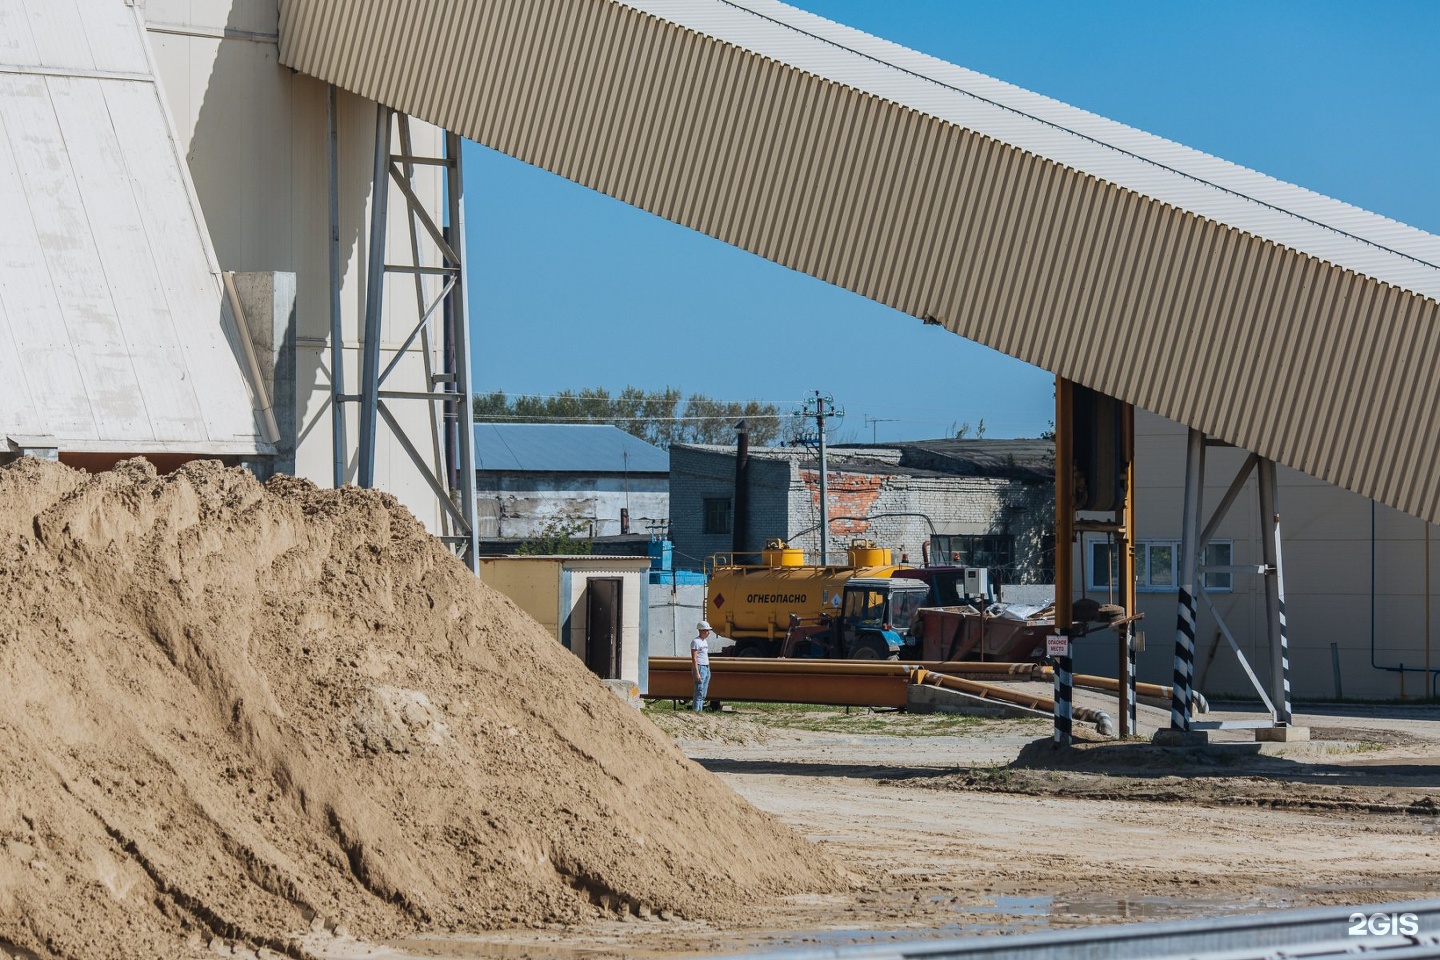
[697,620,712,631]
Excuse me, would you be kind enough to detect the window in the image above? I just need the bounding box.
[703,497,732,535]
[1202,542,1233,591]
[932,534,1014,571]
[1088,539,1233,593]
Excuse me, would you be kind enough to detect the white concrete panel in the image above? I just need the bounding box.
[81,0,149,74]
[49,74,207,440]
[104,77,261,444]
[2,72,146,439]
[0,0,267,454]
[0,0,39,64]
[21,0,91,71]
[0,295,45,438]
[0,76,94,437]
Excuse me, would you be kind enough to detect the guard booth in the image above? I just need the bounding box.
[477,556,652,692]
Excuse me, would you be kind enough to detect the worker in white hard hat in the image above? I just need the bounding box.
[690,620,715,712]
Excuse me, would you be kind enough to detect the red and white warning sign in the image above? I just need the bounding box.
[1045,634,1070,657]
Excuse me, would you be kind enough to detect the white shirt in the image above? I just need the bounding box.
[690,633,710,666]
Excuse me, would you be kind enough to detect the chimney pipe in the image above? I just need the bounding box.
[733,419,750,557]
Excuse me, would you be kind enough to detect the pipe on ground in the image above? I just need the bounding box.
[915,669,1114,736]
[1073,674,1209,714]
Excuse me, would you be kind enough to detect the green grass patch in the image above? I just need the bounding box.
[714,702,1022,736]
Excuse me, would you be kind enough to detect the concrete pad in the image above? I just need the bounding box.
[602,679,641,708]
[1254,725,1311,742]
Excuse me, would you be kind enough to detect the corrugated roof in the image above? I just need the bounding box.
[0,0,270,455]
[277,0,1440,523]
[474,423,669,474]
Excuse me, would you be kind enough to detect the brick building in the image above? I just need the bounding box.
[668,439,1053,584]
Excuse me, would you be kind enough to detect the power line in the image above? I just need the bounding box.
[477,390,806,406]
[473,413,793,423]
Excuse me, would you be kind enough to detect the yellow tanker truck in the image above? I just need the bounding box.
[704,539,904,656]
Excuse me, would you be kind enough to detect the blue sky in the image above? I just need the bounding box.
[464,1,1440,443]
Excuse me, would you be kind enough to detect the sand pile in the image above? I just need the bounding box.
[0,459,843,959]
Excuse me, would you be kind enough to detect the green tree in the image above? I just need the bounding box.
[515,516,594,556]
[473,386,799,447]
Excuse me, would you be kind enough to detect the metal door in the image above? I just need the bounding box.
[585,578,622,679]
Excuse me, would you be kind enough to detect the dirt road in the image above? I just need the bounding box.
[333,704,1440,959]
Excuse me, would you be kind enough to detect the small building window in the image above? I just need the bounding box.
[1088,539,1233,593]
[934,534,1014,570]
[703,497,732,535]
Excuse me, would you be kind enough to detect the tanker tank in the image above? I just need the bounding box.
[705,540,899,653]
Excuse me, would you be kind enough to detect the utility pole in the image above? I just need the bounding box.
[798,392,842,565]
[864,415,899,444]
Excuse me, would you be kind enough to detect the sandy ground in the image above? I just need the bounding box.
[336,701,1440,960]
[0,460,840,959]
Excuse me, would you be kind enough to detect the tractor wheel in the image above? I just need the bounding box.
[849,636,893,660]
[734,642,767,659]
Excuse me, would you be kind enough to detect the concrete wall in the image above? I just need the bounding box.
[669,446,792,569]
[1069,409,1440,702]
[475,473,668,540]
[787,468,1051,577]
[646,579,709,657]
[145,0,450,532]
[670,444,1052,580]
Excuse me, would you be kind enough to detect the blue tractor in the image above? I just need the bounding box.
[781,577,931,660]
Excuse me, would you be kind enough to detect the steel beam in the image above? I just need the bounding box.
[357,103,392,489]
[1198,586,1277,716]
[339,106,478,570]
[444,131,479,569]
[1199,451,1258,550]
[1053,378,1074,633]
[327,83,346,488]
[1119,400,1137,737]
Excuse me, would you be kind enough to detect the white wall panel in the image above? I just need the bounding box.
[0,0,268,455]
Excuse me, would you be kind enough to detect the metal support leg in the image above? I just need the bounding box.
[358,104,392,489]
[1119,400,1136,737]
[1171,428,1206,730]
[327,84,346,488]
[445,132,479,570]
[340,107,476,570]
[1258,458,1293,725]
[1055,378,1074,631]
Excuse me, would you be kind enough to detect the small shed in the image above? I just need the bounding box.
[478,555,652,692]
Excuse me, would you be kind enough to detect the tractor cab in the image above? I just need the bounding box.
[782,577,931,660]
